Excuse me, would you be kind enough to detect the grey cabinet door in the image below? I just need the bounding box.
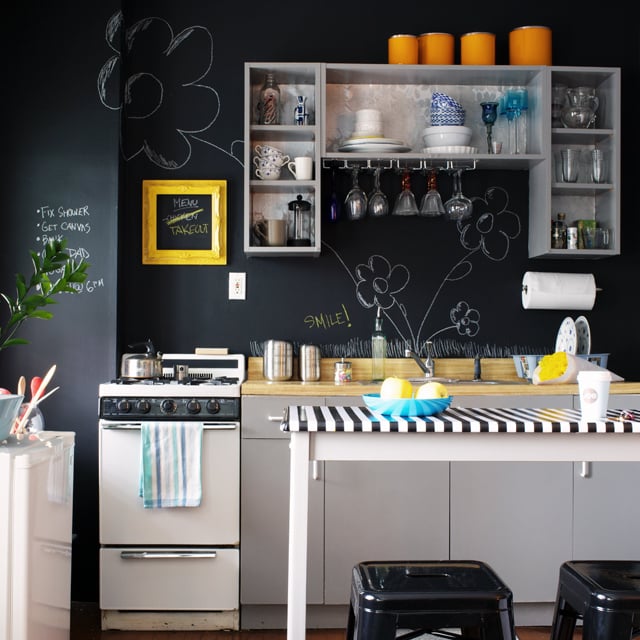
[241,396,324,605]
[573,394,640,560]
[322,395,449,605]
[323,459,450,604]
[450,394,574,603]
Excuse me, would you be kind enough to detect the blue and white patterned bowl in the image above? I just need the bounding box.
[431,92,464,111]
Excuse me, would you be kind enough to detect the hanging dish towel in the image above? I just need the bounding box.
[139,422,203,508]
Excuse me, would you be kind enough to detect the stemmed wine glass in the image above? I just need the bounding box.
[480,102,499,154]
[344,167,367,221]
[419,170,445,217]
[392,170,419,216]
[368,167,389,217]
[444,169,473,221]
[501,88,528,154]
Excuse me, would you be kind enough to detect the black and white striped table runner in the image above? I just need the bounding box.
[282,406,640,434]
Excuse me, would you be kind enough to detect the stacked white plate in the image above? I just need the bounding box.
[338,137,411,153]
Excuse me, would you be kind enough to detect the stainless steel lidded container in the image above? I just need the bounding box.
[263,339,293,381]
[299,344,321,381]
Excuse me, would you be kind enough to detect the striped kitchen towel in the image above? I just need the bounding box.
[139,422,203,508]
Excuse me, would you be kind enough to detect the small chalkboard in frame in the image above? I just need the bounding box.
[142,179,227,265]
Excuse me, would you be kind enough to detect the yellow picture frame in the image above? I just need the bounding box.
[142,179,227,265]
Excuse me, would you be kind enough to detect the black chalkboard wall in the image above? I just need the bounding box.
[3,0,639,603]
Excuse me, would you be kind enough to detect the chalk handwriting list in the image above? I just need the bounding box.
[35,204,104,295]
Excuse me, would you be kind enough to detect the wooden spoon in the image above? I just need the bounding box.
[17,375,26,397]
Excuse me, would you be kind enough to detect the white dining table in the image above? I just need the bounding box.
[280,404,640,640]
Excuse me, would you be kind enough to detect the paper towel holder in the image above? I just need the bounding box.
[521,271,602,310]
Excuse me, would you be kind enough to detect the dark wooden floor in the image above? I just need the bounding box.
[70,603,579,639]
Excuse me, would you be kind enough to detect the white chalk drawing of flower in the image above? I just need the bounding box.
[98,12,241,169]
[324,186,520,353]
[355,255,410,311]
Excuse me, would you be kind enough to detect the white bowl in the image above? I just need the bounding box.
[422,125,472,148]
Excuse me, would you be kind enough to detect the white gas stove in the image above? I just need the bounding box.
[98,352,244,630]
[98,353,245,420]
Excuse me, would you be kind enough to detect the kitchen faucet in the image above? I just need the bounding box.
[404,341,435,378]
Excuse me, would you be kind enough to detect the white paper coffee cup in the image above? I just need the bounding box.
[577,370,611,421]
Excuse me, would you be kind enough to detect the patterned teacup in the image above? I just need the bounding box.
[255,165,282,180]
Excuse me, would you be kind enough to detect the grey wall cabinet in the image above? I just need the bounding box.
[245,63,620,259]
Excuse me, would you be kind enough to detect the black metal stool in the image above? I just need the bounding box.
[551,561,640,639]
[345,560,516,640]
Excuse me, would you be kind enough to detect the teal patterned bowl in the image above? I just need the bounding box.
[363,393,452,417]
[0,394,24,440]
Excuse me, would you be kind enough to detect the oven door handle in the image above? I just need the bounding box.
[120,550,218,560]
[100,422,238,430]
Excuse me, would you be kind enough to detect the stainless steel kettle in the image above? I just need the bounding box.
[120,339,163,379]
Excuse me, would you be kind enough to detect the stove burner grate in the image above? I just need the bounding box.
[111,376,240,386]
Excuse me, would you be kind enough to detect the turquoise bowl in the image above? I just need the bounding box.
[362,393,452,417]
[0,394,25,440]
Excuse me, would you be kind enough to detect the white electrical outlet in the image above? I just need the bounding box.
[228,272,246,300]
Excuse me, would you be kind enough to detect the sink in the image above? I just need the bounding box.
[358,378,526,386]
[408,378,528,386]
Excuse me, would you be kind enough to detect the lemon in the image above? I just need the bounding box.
[415,381,449,399]
[380,377,413,399]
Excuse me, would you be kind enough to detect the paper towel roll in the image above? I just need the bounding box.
[521,272,597,310]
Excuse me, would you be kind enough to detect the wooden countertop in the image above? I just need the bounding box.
[242,357,640,397]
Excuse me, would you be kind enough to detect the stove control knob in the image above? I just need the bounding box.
[187,400,201,414]
[206,400,221,414]
[161,399,177,414]
[136,400,151,414]
[117,399,131,413]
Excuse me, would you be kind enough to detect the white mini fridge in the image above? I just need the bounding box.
[0,432,75,640]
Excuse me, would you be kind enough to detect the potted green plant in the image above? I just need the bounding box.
[0,238,89,352]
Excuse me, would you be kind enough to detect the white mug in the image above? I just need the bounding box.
[287,156,313,180]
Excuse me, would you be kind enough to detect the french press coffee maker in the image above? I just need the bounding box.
[288,194,311,246]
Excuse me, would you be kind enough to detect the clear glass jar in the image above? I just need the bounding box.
[257,73,281,125]
[551,213,567,249]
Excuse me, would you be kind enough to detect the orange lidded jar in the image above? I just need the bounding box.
[460,32,495,65]
[418,32,454,64]
[388,34,418,64]
[509,25,552,65]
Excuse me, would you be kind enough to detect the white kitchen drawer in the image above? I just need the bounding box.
[100,547,239,610]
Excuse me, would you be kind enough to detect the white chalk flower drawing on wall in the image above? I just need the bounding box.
[323,186,521,353]
[98,11,243,169]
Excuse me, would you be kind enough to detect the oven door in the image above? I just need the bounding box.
[99,420,239,545]
[100,546,239,610]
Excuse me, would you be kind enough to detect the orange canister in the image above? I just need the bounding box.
[460,32,496,65]
[388,34,419,64]
[418,32,454,64]
[509,25,552,65]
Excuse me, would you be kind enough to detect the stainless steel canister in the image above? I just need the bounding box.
[263,339,293,381]
[299,344,321,381]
